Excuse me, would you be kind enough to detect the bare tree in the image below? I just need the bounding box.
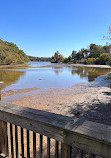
[103,24,111,41]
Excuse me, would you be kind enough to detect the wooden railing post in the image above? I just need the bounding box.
[0,82,8,156]
[61,143,68,158]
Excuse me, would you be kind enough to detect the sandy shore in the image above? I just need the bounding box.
[0,63,29,68]
[10,84,111,125]
[1,63,110,69]
[2,88,39,97]
[29,63,111,69]
[67,63,111,68]
[1,72,111,126]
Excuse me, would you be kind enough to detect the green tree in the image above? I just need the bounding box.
[71,50,77,59]
[67,55,72,62]
[89,44,105,58]
[51,51,64,63]
[0,38,29,65]
[96,53,109,65]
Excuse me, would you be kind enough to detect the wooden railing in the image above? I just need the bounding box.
[0,102,111,158]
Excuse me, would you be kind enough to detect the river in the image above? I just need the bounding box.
[0,61,111,92]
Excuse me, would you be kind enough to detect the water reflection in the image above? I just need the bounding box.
[53,66,111,81]
[0,69,25,87]
[70,67,111,81]
[0,64,111,91]
[52,67,64,75]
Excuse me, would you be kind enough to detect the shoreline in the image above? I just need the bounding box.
[29,63,111,69]
[1,72,111,126]
[66,63,111,68]
[0,63,29,68]
[0,62,110,69]
[9,81,111,125]
[1,62,111,126]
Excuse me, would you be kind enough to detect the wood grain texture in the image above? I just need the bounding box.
[55,141,59,158]
[61,143,68,158]
[0,121,8,156]
[0,102,111,157]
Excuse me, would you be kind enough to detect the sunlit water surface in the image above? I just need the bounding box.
[0,62,111,92]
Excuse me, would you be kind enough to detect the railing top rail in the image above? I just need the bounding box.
[0,102,111,143]
[0,102,111,157]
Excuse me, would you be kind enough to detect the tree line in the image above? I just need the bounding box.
[51,44,111,66]
[0,38,29,65]
[28,56,51,62]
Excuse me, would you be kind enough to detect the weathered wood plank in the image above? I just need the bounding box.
[10,123,14,158]
[4,122,8,156]
[39,134,43,158]
[68,146,72,158]
[61,143,68,158]
[55,141,59,158]
[21,127,24,158]
[0,102,64,141]
[64,130,111,158]
[1,102,111,143]
[33,132,36,158]
[1,102,111,157]
[47,137,50,158]
[15,125,18,158]
[0,121,8,156]
[27,130,30,158]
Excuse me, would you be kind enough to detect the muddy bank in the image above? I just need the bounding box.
[4,73,110,126]
[0,63,29,68]
[29,63,111,69]
[2,88,39,97]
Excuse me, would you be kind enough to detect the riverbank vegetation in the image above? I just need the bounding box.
[28,56,51,62]
[51,44,111,66]
[0,38,29,65]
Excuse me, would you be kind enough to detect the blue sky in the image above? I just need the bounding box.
[0,0,111,57]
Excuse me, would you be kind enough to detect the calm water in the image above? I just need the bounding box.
[0,62,111,91]
[28,61,55,67]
